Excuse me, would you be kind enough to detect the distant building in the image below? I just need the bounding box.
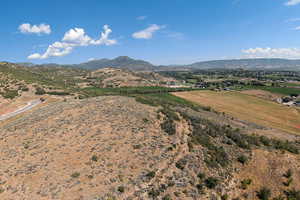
[276,98,282,104]
[283,101,295,106]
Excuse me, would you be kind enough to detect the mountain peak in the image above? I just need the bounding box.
[72,56,156,71]
[115,56,132,60]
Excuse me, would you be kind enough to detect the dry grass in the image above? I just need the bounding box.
[0,96,190,200]
[232,149,300,199]
[240,89,282,101]
[173,91,300,135]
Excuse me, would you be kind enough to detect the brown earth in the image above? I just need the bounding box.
[0,95,299,200]
[0,96,190,200]
[83,68,178,88]
[231,149,300,199]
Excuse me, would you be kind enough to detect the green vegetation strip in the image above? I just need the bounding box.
[244,86,300,95]
[80,86,197,97]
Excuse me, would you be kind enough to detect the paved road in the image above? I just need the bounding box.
[0,100,41,121]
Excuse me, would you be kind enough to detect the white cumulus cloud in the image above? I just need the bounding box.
[242,47,300,59]
[132,24,164,39]
[285,0,300,6]
[19,23,51,35]
[28,25,116,59]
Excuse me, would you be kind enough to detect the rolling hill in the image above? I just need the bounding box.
[186,58,300,70]
[71,56,158,71]
[0,93,299,199]
[14,57,300,71]
[87,67,178,88]
[1,61,300,199]
[68,58,300,71]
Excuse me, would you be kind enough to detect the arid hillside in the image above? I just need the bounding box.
[0,95,300,200]
[81,68,178,88]
[0,63,180,101]
[0,96,190,200]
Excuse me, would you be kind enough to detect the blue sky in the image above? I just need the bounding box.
[1,0,300,65]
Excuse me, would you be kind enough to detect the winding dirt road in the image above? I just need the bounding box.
[0,99,41,121]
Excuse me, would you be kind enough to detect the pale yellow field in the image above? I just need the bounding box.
[173,90,300,135]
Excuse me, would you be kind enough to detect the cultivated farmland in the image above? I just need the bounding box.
[173,90,300,135]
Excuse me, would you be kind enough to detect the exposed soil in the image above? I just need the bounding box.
[0,96,184,200]
[0,95,299,200]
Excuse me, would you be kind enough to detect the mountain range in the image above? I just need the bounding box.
[17,57,300,71]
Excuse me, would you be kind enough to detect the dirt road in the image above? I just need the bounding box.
[0,99,41,121]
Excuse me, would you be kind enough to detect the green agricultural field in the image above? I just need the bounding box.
[80,86,194,97]
[244,86,300,96]
[261,87,300,95]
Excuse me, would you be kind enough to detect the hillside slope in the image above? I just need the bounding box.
[72,56,157,71]
[186,58,300,70]
[85,68,177,88]
[0,95,299,200]
[15,57,300,71]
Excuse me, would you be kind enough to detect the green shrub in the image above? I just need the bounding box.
[117,186,125,193]
[237,155,248,164]
[204,177,219,189]
[148,188,160,198]
[283,169,293,178]
[226,131,250,149]
[283,178,293,187]
[272,140,299,154]
[257,187,271,200]
[143,118,149,123]
[146,171,156,179]
[162,194,172,200]
[197,172,206,180]
[175,158,187,170]
[133,144,142,149]
[46,91,70,96]
[161,119,176,135]
[260,136,271,146]
[91,155,98,162]
[221,194,229,200]
[241,179,252,190]
[35,87,46,95]
[284,188,300,200]
[196,183,204,191]
[20,86,29,91]
[1,89,18,99]
[71,172,80,178]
